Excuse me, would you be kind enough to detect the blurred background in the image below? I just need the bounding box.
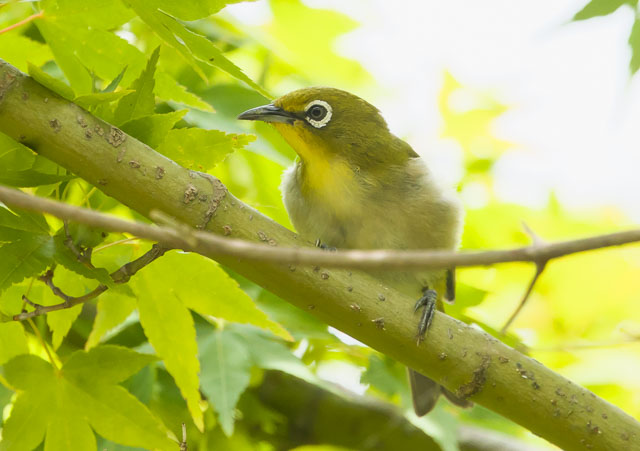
[1,0,639,449]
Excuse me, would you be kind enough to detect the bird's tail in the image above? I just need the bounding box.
[408,369,472,416]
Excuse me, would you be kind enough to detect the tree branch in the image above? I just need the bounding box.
[13,244,167,320]
[1,59,638,451]
[1,185,639,272]
[254,370,549,451]
[500,260,547,334]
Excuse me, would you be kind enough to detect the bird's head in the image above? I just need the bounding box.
[238,87,416,168]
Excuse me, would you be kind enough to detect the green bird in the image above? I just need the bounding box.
[238,87,471,415]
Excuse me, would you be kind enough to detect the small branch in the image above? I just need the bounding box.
[25,317,59,372]
[0,11,44,35]
[13,244,167,321]
[179,423,187,451]
[93,237,139,253]
[532,337,640,352]
[1,185,640,271]
[521,221,545,246]
[500,260,547,334]
[500,222,548,334]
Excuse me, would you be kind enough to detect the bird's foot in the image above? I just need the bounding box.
[414,289,437,345]
[314,239,336,251]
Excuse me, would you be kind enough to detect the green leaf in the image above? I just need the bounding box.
[60,346,172,449]
[157,128,255,171]
[103,66,129,93]
[121,110,188,148]
[35,22,92,95]
[254,290,329,341]
[36,17,146,95]
[0,323,28,366]
[0,170,74,187]
[411,408,460,451]
[155,71,214,112]
[86,291,137,349]
[52,235,114,288]
[62,377,174,449]
[132,260,204,430]
[0,390,53,451]
[74,90,134,109]
[630,18,640,74]
[4,354,55,391]
[1,350,172,451]
[572,0,636,21]
[230,324,315,382]
[45,415,96,451]
[0,34,53,73]
[63,222,108,249]
[199,328,251,436]
[62,345,157,385]
[0,382,13,427]
[114,47,160,125]
[128,1,269,96]
[0,283,29,320]
[361,354,406,398]
[143,0,256,20]
[24,266,86,349]
[143,252,289,339]
[268,0,370,88]
[27,62,75,101]
[43,0,136,30]
[0,205,49,236]
[0,133,36,171]
[0,234,54,294]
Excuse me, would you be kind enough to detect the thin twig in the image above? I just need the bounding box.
[26,317,59,371]
[500,260,547,334]
[0,11,44,35]
[2,185,640,270]
[93,237,139,253]
[532,337,640,352]
[13,244,167,321]
[500,222,548,333]
[179,423,187,451]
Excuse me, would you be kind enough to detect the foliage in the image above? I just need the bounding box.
[572,0,640,75]
[0,1,638,450]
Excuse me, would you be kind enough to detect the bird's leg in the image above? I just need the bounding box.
[414,288,437,345]
[314,239,336,251]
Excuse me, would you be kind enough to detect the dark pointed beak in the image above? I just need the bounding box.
[237,104,298,124]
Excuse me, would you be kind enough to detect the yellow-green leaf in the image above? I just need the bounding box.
[132,262,204,431]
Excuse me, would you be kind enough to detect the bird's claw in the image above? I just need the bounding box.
[315,239,337,251]
[414,289,437,345]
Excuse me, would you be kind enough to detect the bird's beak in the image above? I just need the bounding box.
[237,104,298,125]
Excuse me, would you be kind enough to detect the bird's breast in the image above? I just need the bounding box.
[299,158,362,218]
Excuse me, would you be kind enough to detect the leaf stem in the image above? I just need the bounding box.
[0,11,44,36]
[26,317,59,372]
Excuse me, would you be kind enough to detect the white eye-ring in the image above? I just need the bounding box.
[304,100,332,128]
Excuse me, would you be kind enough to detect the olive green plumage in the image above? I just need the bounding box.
[238,87,469,415]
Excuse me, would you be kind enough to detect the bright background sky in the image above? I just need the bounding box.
[229,0,640,222]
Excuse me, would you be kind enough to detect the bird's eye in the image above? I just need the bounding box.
[304,100,332,128]
[309,105,326,120]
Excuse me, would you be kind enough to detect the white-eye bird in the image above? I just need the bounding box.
[238,87,470,415]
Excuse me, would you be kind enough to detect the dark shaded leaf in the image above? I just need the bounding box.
[0,234,54,294]
[0,170,73,187]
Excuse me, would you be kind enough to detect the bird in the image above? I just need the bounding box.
[238,87,471,415]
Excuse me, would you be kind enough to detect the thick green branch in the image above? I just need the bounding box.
[0,59,638,450]
[255,370,548,451]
